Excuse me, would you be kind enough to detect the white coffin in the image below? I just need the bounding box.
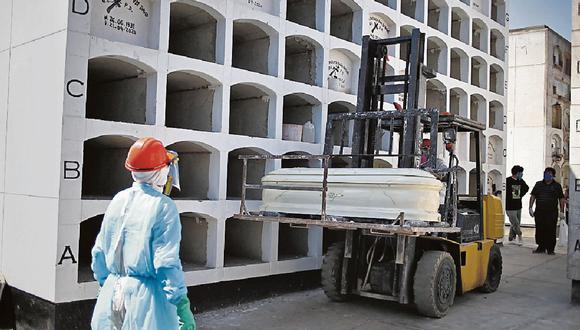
[261,168,443,222]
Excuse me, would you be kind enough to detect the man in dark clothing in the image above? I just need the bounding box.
[505,165,529,245]
[529,167,565,255]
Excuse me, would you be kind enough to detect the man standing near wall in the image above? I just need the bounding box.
[529,167,565,255]
[506,165,529,245]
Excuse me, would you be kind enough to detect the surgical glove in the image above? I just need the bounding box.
[176,296,196,330]
[529,207,534,218]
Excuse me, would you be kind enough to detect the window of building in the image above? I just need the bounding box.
[552,103,562,129]
[553,46,563,67]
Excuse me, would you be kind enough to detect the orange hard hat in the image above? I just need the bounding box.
[421,138,431,149]
[125,137,175,172]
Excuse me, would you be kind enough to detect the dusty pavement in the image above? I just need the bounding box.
[196,240,580,330]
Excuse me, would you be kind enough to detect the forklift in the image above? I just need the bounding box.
[234,29,504,318]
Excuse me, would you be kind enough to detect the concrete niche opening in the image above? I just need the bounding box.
[460,0,470,5]
[450,48,469,82]
[488,101,504,130]
[330,0,362,44]
[78,214,104,283]
[427,37,448,75]
[427,0,449,34]
[457,167,467,194]
[286,0,320,31]
[487,170,502,195]
[490,29,505,60]
[426,79,447,112]
[167,142,212,200]
[375,0,397,10]
[278,223,309,260]
[227,148,270,200]
[328,101,356,146]
[487,135,503,165]
[368,14,397,57]
[399,25,415,61]
[283,93,321,143]
[491,0,506,26]
[401,0,425,22]
[232,21,275,75]
[450,88,467,116]
[469,169,484,196]
[451,7,469,44]
[470,94,487,123]
[82,136,134,199]
[489,64,504,95]
[180,213,212,271]
[229,84,272,138]
[285,36,321,86]
[472,18,488,53]
[166,71,218,132]
[328,49,359,94]
[86,57,152,125]
[169,2,220,63]
[282,151,320,168]
[471,56,487,88]
[224,217,264,266]
[469,132,486,163]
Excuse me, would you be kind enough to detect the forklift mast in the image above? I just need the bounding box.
[350,29,427,169]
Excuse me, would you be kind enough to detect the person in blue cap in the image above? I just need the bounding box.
[91,137,195,330]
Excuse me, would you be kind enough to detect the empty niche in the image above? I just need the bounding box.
[401,0,425,22]
[224,217,264,266]
[227,148,269,200]
[278,223,309,260]
[330,0,362,44]
[229,84,272,138]
[469,132,486,163]
[283,93,321,143]
[285,36,321,86]
[491,0,506,26]
[489,64,504,95]
[328,101,355,147]
[169,2,220,63]
[450,48,469,83]
[469,94,487,123]
[426,37,448,75]
[286,0,320,31]
[165,71,217,132]
[488,101,504,130]
[471,56,487,88]
[469,168,480,195]
[451,7,469,44]
[472,19,488,53]
[82,136,134,199]
[282,151,319,168]
[232,20,276,76]
[86,57,153,125]
[167,142,212,200]
[78,215,104,283]
[490,29,505,60]
[374,0,397,10]
[450,88,467,116]
[328,49,358,94]
[180,213,212,271]
[426,79,446,113]
[427,0,449,34]
[399,25,415,61]
[457,167,467,194]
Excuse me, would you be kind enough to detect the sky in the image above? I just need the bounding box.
[509,0,571,40]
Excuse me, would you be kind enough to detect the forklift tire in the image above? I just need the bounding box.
[479,244,502,293]
[321,242,348,302]
[413,251,456,318]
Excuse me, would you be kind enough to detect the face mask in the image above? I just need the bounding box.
[544,173,553,181]
[516,172,523,180]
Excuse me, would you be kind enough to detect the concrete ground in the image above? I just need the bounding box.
[197,235,579,330]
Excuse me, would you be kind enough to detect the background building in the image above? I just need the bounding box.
[568,0,580,302]
[507,25,571,226]
[0,0,508,325]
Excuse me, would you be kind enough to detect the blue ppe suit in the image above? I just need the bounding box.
[91,182,187,329]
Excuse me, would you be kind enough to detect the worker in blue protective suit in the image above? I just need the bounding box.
[91,137,196,330]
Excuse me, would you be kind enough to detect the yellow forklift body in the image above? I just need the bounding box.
[459,239,494,293]
[483,195,504,240]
